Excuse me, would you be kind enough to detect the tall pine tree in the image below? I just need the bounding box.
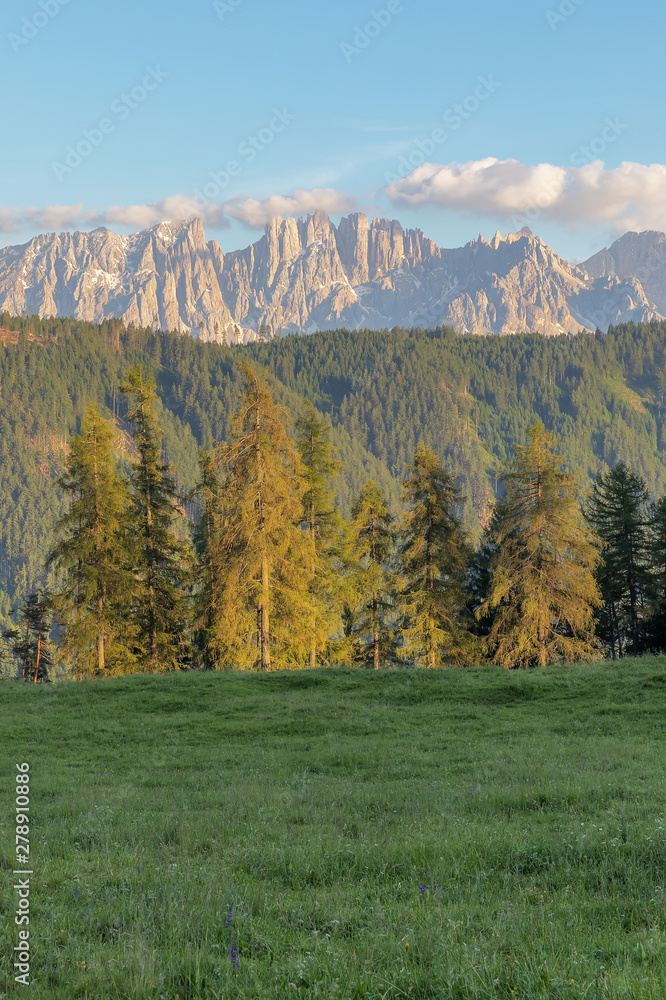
[481,422,601,668]
[209,364,311,670]
[48,405,135,677]
[119,366,191,671]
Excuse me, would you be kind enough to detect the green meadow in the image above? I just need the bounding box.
[1,659,665,999]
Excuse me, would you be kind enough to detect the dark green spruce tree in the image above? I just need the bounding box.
[349,482,396,669]
[585,463,650,658]
[19,591,53,682]
[1,614,29,680]
[398,444,478,667]
[2,591,53,681]
[48,405,136,678]
[0,625,21,678]
[295,401,343,668]
[466,503,503,642]
[119,366,191,671]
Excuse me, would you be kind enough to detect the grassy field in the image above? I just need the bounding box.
[1,659,666,1000]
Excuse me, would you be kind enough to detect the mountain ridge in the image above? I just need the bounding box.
[1,212,664,343]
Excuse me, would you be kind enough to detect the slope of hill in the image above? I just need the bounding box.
[2,312,666,626]
[1,214,665,342]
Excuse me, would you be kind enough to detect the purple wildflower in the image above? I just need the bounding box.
[73,889,79,899]
[225,906,233,927]
[419,884,426,899]
[229,943,240,971]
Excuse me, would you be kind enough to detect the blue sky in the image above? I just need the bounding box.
[2,0,665,261]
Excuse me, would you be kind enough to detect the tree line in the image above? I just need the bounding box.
[4,312,666,630]
[4,360,666,680]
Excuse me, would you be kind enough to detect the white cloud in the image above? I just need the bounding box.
[386,158,566,215]
[32,204,99,229]
[384,158,666,233]
[223,188,357,228]
[0,209,23,233]
[101,195,230,230]
[0,188,357,236]
[0,204,98,233]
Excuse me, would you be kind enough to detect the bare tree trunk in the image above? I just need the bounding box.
[261,551,271,671]
[428,611,436,670]
[98,595,105,673]
[145,464,158,669]
[255,399,272,672]
[23,624,29,682]
[427,542,435,669]
[34,616,42,684]
[310,496,316,669]
[372,591,379,670]
[149,575,157,667]
[610,600,621,659]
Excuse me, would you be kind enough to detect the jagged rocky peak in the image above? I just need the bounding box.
[582,230,666,316]
[476,227,542,249]
[337,213,371,283]
[258,211,438,285]
[584,230,666,277]
[367,217,405,278]
[302,209,338,246]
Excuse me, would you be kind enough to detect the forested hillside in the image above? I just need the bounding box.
[2,311,666,626]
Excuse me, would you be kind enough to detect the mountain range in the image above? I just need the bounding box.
[2,213,666,343]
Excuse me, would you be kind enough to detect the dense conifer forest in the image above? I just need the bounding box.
[3,311,666,676]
